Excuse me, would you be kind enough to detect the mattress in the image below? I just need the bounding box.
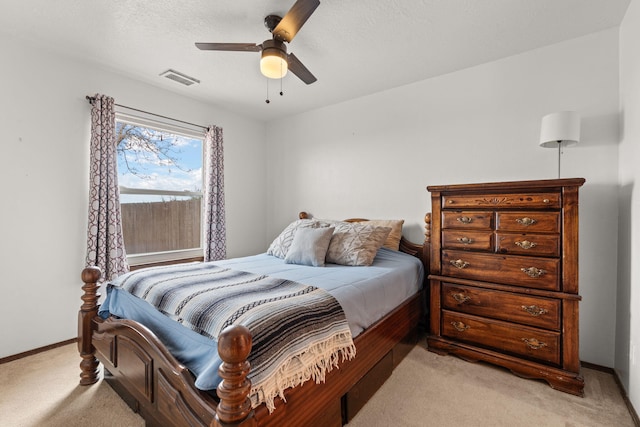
[98,248,423,390]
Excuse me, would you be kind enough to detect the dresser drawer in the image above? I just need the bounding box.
[496,233,560,257]
[442,192,560,209]
[442,283,561,330]
[496,211,560,233]
[442,230,493,251]
[442,211,493,229]
[442,250,559,291]
[441,310,560,365]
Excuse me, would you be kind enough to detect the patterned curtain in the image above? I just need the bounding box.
[203,125,227,261]
[85,94,129,281]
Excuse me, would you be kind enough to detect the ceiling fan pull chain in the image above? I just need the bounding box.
[280,75,284,97]
[280,61,284,96]
[265,78,270,104]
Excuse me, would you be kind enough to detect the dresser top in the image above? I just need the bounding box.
[427,178,585,193]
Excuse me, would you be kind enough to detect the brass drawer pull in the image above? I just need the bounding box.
[457,237,473,244]
[457,216,473,224]
[451,293,471,304]
[516,217,537,226]
[521,305,548,317]
[515,240,537,250]
[521,267,546,278]
[450,259,469,269]
[522,338,547,350]
[451,321,469,332]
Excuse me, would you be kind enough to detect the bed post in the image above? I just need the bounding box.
[78,266,102,385]
[424,213,431,270]
[215,325,256,427]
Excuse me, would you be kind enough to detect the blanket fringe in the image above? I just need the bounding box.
[250,332,357,412]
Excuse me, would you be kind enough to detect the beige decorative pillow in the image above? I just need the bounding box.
[358,219,404,251]
[284,227,335,267]
[267,219,326,259]
[326,222,392,266]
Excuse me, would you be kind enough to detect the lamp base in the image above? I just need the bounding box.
[557,142,561,179]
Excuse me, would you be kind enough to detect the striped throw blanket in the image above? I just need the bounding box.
[113,262,356,411]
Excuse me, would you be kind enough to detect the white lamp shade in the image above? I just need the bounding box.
[539,111,580,148]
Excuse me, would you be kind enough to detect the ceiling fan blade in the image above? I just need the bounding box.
[287,53,317,84]
[272,0,320,43]
[195,42,261,52]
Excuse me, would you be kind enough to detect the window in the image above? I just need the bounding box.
[115,113,204,265]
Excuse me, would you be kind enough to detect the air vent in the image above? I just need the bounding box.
[159,69,200,86]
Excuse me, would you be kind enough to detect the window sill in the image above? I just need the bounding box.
[129,256,204,271]
[127,249,204,270]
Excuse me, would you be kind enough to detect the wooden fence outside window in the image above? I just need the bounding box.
[121,199,201,254]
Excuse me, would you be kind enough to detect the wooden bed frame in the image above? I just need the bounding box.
[78,213,431,427]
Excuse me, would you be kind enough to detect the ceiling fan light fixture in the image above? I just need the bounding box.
[260,40,288,79]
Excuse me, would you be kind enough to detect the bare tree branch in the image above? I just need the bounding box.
[115,122,192,179]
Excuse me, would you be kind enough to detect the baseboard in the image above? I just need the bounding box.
[0,338,77,364]
[581,361,640,427]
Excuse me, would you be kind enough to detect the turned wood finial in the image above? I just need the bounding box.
[424,212,431,244]
[216,325,255,426]
[423,213,432,273]
[81,265,102,284]
[80,266,102,311]
[299,211,309,219]
[218,325,252,363]
[79,266,102,385]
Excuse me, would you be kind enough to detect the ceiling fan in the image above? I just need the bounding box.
[195,0,320,84]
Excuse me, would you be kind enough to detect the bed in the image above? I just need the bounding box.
[78,212,431,427]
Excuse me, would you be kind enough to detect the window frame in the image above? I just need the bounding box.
[115,111,205,266]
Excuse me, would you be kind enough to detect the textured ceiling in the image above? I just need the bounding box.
[0,0,630,121]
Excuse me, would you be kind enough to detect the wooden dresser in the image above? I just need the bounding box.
[427,178,585,396]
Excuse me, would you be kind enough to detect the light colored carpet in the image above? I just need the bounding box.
[0,342,634,427]
[0,344,143,427]
[347,344,635,427]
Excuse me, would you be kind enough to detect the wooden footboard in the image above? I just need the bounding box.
[79,266,222,426]
[78,213,431,427]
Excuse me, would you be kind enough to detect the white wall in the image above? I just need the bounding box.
[266,29,620,367]
[0,33,268,358]
[618,0,640,408]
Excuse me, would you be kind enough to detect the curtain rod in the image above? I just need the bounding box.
[85,95,209,131]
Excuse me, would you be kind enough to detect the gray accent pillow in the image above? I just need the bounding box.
[326,222,392,266]
[267,219,325,259]
[284,227,335,267]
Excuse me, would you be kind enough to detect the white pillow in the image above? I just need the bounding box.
[326,222,392,266]
[284,227,335,267]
